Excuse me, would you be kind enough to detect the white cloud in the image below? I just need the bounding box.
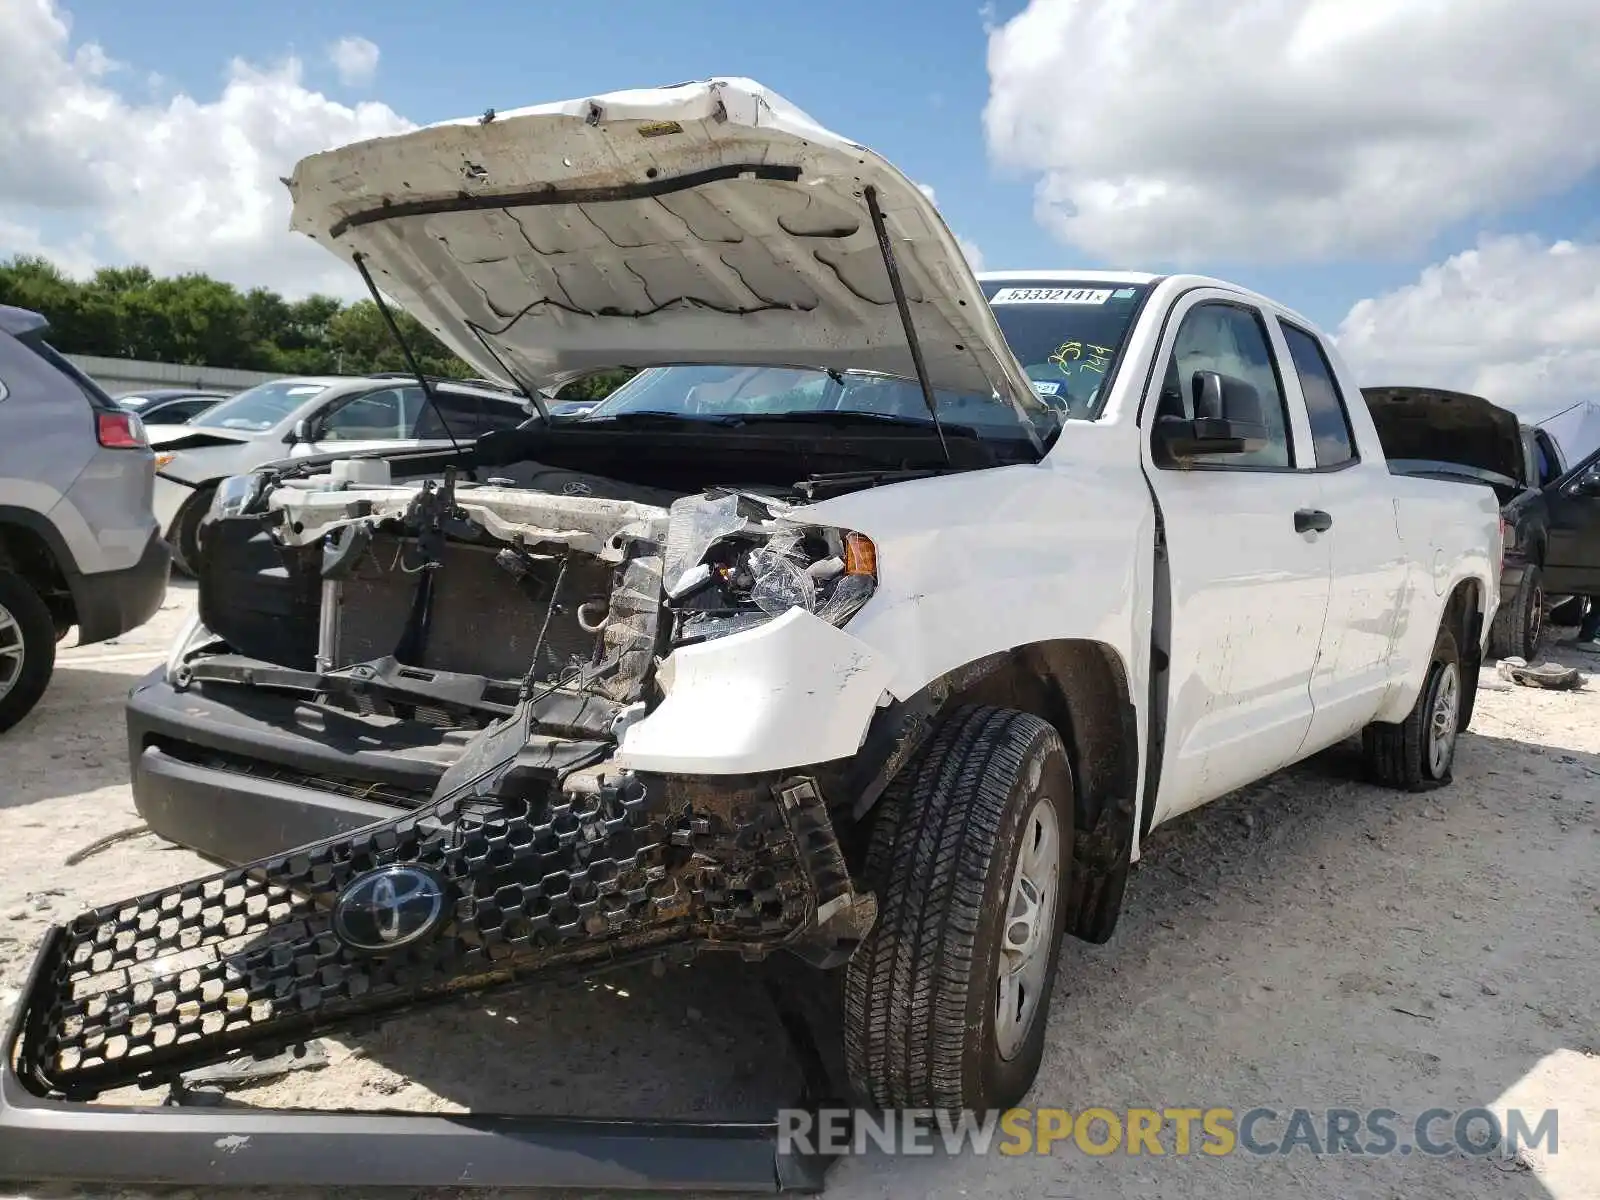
[1335,234,1600,407]
[0,216,97,277]
[914,182,986,271]
[0,0,412,297]
[328,35,379,88]
[984,0,1600,264]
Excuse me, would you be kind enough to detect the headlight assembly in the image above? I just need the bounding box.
[666,524,877,645]
[209,473,267,520]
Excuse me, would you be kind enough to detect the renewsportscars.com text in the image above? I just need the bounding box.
[777,1106,1559,1159]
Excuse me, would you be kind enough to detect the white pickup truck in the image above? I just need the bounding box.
[3,80,1501,1182]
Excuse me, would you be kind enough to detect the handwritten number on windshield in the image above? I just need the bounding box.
[1049,342,1114,376]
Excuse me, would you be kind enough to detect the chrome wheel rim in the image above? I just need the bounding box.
[1427,661,1460,777]
[995,796,1060,1061]
[0,602,22,702]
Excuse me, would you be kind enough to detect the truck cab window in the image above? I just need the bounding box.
[1280,322,1357,468]
[1158,302,1292,468]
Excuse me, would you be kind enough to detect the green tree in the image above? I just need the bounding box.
[0,257,120,353]
[0,255,632,403]
[326,299,469,377]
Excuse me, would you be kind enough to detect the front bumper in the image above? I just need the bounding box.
[127,667,468,864]
[67,529,171,645]
[0,931,832,1192]
[37,694,866,1097]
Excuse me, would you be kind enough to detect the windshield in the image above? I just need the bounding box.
[982,281,1149,420]
[585,364,1043,442]
[193,380,331,432]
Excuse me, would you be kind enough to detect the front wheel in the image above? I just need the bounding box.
[1362,625,1462,790]
[843,705,1075,1114]
[169,485,215,577]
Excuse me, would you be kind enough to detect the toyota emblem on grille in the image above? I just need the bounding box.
[561,480,593,496]
[333,865,449,953]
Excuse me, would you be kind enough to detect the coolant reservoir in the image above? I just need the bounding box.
[331,458,392,486]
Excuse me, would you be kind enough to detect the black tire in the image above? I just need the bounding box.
[0,569,57,733]
[1362,625,1462,790]
[169,485,215,577]
[1548,595,1588,628]
[1488,566,1544,661]
[843,705,1075,1114]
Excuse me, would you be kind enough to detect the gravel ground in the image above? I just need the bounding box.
[2,584,1596,1200]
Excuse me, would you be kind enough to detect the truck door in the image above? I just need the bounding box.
[1275,319,1409,753]
[1140,292,1332,824]
[1542,449,1600,595]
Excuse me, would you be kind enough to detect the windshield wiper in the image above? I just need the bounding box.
[722,411,980,435]
[586,410,982,436]
[582,411,741,427]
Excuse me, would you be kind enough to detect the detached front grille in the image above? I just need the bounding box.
[17,781,677,1099]
[15,761,824,1099]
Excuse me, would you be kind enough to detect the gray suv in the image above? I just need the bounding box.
[0,305,171,730]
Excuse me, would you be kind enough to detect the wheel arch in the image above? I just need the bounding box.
[0,507,76,631]
[846,639,1140,944]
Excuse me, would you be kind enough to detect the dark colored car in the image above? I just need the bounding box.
[116,388,229,425]
[1364,386,1600,659]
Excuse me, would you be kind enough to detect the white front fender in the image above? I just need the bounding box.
[613,608,898,775]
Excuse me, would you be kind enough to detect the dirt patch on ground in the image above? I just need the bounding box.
[3,588,1596,1199]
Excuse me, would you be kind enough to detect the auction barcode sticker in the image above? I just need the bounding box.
[989,287,1113,305]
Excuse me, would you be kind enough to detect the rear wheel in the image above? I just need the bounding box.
[843,705,1074,1114]
[1362,625,1461,790]
[0,570,57,733]
[1488,566,1544,661]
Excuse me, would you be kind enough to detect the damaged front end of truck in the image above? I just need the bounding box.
[2,76,1058,1190]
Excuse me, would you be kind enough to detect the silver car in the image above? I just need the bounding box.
[0,305,170,731]
[149,373,537,573]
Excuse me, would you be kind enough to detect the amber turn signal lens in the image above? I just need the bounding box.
[843,532,877,577]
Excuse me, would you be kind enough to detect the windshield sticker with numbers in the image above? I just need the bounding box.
[1031,380,1061,395]
[989,287,1113,305]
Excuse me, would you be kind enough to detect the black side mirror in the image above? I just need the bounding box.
[1565,464,1600,498]
[1151,370,1270,462]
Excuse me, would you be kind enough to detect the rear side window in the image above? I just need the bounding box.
[15,331,119,411]
[1280,322,1357,468]
[1533,433,1562,487]
[414,391,531,439]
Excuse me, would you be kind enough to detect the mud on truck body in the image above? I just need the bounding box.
[1,78,1503,1191]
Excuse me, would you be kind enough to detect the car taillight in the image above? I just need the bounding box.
[97,410,147,449]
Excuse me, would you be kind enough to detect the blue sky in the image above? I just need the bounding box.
[51,0,1592,330]
[5,0,1598,401]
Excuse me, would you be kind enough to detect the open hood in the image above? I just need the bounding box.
[1362,386,1524,488]
[285,78,1042,425]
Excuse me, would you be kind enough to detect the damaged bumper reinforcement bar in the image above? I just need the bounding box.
[0,929,836,1192]
[1,695,870,1191]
